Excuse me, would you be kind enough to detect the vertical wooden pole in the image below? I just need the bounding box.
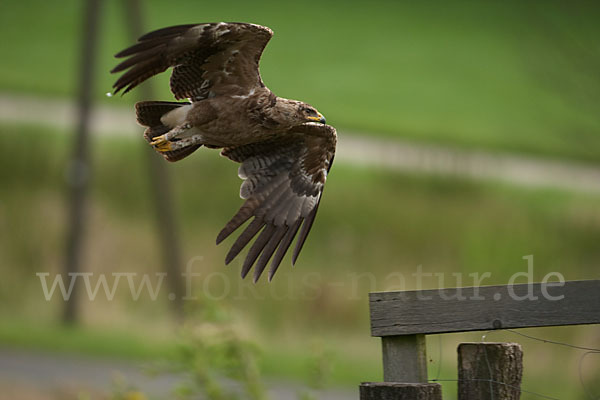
[122,0,185,321]
[458,342,523,400]
[63,0,102,324]
[382,335,428,383]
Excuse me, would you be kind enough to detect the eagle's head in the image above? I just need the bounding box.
[296,102,326,125]
[270,99,326,128]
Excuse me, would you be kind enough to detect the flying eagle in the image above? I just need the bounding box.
[111,23,337,282]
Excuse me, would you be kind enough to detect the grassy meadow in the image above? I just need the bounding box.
[1,123,599,398]
[1,0,600,161]
[1,0,600,398]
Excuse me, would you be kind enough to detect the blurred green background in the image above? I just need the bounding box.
[0,0,599,399]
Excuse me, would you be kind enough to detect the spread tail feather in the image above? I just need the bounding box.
[135,101,201,162]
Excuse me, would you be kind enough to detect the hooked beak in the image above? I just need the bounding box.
[308,112,326,124]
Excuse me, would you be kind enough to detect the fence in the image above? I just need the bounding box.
[359,279,600,399]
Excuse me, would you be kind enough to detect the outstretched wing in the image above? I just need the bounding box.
[111,23,273,100]
[218,123,337,282]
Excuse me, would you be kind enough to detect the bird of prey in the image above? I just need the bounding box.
[111,23,337,282]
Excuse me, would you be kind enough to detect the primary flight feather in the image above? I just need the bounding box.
[111,22,337,282]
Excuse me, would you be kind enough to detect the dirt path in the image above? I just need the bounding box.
[0,348,353,400]
[2,92,600,194]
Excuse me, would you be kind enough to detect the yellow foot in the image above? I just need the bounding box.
[150,135,173,152]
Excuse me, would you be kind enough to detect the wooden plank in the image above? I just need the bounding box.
[381,335,428,383]
[360,382,442,400]
[370,280,600,336]
[458,343,523,400]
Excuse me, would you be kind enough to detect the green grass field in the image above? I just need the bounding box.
[1,0,600,161]
[1,123,599,398]
[1,1,599,397]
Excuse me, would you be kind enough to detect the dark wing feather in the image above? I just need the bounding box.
[111,22,273,99]
[218,123,337,281]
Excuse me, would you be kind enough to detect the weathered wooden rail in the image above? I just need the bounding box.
[360,279,600,399]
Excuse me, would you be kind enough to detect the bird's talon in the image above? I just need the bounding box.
[156,142,173,152]
[150,135,166,146]
[150,135,173,152]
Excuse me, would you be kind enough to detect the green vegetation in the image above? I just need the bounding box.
[1,1,599,397]
[0,319,176,361]
[1,1,600,161]
[1,123,599,398]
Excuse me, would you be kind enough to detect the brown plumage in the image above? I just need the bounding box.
[111,22,337,281]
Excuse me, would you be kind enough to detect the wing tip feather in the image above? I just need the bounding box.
[216,229,229,245]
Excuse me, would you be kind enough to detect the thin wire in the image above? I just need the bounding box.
[430,328,599,400]
[504,329,600,353]
[433,334,443,382]
[578,350,600,400]
[481,333,496,400]
[430,378,561,400]
[504,328,600,399]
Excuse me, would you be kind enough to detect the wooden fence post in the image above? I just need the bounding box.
[382,335,428,383]
[457,342,523,400]
[362,334,442,399]
[360,382,442,400]
[365,280,599,399]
